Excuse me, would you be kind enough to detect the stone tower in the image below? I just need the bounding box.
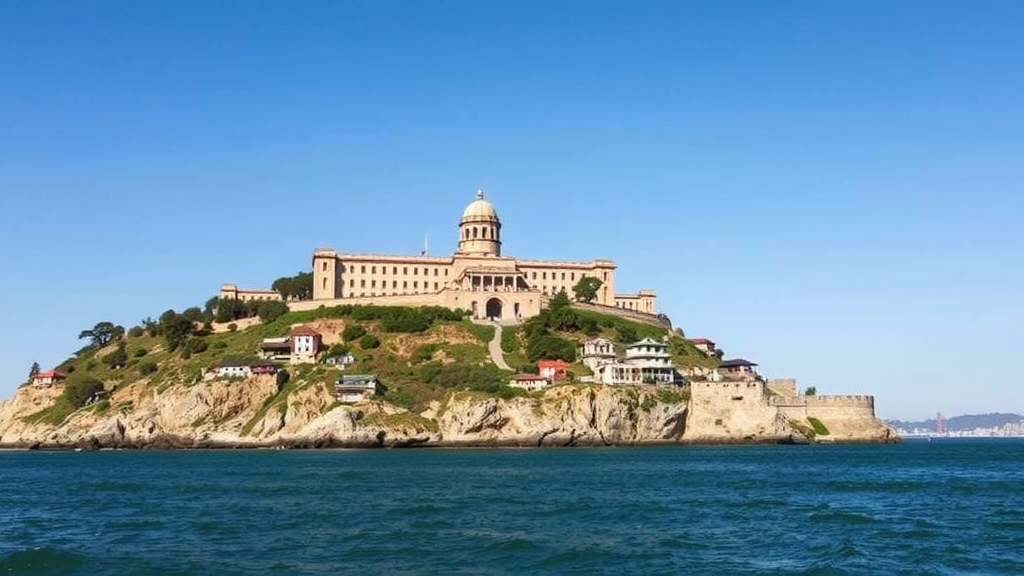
[456,189,502,257]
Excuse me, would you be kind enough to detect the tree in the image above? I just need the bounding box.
[804,386,817,396]
[272,272,314,301]
[359,334,381,350]
[572,277,603,303]
[62,375,105,408]
[181,307,205,323]
[549,289,571,310]
[615,324,638,343]
[256,300,289,324]
[141,317,158,336]
[28,362,40,381]
[78,321,124,348]
[342,324,367,342]
[161,314,196,351]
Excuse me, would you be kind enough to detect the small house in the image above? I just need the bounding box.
[509,374,550,392]
[259,337,292,360]
[716,359,759,381]
[216,359,252,378]
[32,370,66,386]
[594,362,643,386]
[324,353,355,367]
[335,374,378,403]
[537,359,571,381]
[688,338,717,356]
[289,326,322,362]
[250,363,279,375]
[579,338,617,371]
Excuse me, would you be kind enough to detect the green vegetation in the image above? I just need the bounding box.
[342,324,367,342]
[807,417,830,436]
[572,276,603,303]
[804,386,817,396]
[37,299,693,424]
[271,271,313,300]
[24,374,106,426]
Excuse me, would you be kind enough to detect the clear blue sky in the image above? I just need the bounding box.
[1,1,1021,420]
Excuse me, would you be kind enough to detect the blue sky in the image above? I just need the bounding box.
[1,1,1021,420]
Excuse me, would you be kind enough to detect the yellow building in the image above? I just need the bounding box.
[223,190,657,322]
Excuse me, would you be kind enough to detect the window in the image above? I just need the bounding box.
[445,269,449,276]
[360,280,365,288]
[434,268,438,276]
[322,278,327,290]
[561,272,565,280]
[414,281,418,289]
[371,280,376,288]
[403,267,408,275]
[392,281,397,288]
[361,265,365,273]
[532,272,536,280]
[349,279,355,287]
[571,272,575,281]
[371,266,376,274]
[473,227,478,239]
[403,281,407,288]
[414,267,418,275]
[393,267,397,275]
[322,262,328,271]
[542,272,547,280]
[434,282,438,290]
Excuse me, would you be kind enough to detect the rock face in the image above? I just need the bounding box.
[0,378,896,449]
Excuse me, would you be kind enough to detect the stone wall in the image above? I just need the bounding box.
[766,378,797,397]
[684,381,795,442]
[570,302,671,329]
[767,394,876,422]
[288,290,544,323]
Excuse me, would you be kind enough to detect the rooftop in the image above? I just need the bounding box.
[719,359,758,368]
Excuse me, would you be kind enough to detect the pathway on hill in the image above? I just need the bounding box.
[488,324,511,371]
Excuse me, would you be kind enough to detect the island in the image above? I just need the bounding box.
[0,192,897,449]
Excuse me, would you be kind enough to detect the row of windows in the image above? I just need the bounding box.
[463,226,499,240]
[351,265,449,277]
[525,271,609,282]
[351,279,441,291]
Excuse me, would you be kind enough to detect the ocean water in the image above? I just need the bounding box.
[2,440,1023,575]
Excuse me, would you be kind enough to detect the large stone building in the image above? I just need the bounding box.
[222,190,657,322]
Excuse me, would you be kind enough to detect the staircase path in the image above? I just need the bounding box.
[488,323,512,371]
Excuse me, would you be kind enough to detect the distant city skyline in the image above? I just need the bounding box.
[1,1,1021,420]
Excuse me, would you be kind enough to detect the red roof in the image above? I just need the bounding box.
[689,338,714,345]
[34,370,66,380]
[289,326,321,337]
[511,374,549,381]
[537,359,571,369]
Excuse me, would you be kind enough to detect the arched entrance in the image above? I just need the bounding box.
[485,298,503,321]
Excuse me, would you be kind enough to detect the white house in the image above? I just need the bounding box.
[593,362,643,386]
[289,326,323,363]
[32,370,66,386]
[216,360,252,378]
[509,374,550,391]
[623,337,676,384]
[579,337,617,372]
[335,374,378,403]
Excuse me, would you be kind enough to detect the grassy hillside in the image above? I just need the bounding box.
[25,300,716,423]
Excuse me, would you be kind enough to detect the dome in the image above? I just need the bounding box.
[461,189,499,221]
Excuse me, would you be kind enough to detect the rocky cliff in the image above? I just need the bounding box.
[0,377,896,449]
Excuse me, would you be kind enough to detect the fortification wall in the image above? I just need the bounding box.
[768,395,876,422]
[766,378,797,397]
[571,302,671,329]
[684,381,795,442]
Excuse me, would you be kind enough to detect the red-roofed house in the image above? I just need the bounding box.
[289,326,323,362]
[537,359,571,381]
[32,370,66,386]
[688,338,717,355]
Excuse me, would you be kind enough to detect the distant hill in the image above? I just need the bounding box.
[887,413,1024,432]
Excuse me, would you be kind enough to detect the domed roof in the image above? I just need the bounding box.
[461,189,499,221]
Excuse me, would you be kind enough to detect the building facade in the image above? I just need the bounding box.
[254,190,660,322]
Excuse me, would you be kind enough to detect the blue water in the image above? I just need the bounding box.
[2,440,1023,575]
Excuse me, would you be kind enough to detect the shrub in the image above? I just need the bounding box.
[414,343,440,362]
[127,326,145,338]
[359,334,381,350]
[615,325,638,343]
[183,338,208,355]
[227,323,238,332]
[421,363,505,393]
[500,327,520,354]
[102,343,128,369]
[342,324,367,342]
[63,375,105,408]
[212,341,228,350]
[526,334,576,363]
[138,361,158,376]
[275,370,290,390]
[133,348,149,358]
[257,300,289,324]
